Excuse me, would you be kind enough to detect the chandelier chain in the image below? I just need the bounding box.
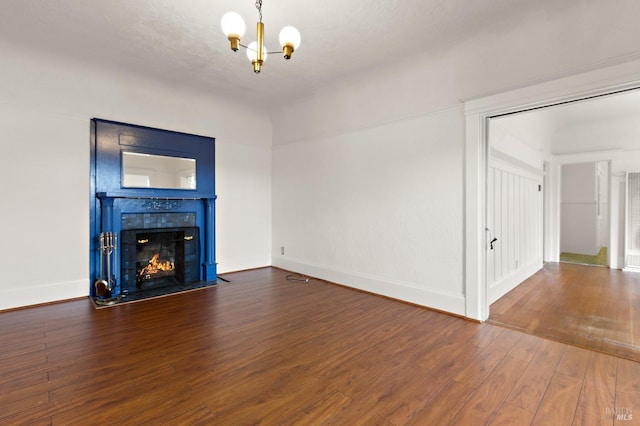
[255,0,263,22]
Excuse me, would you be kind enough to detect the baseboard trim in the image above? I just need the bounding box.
[272,257,466,317]
[489,259,543,304]
[0,279,88,312]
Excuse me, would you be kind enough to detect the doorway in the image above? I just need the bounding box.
[559,161,609,267]
[463,57,640,322]
[479,89,640,362]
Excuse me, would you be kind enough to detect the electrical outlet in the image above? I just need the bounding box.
[281,246,285,255]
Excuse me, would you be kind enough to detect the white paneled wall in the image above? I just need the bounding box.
[487,154,543,303]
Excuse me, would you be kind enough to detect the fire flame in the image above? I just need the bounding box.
[138,253,174,278]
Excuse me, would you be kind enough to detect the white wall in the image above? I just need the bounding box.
[561,162,599,255]
[270,0,640,317]
[273,108,466,314]
[553,115,640,155]
[0,41,272,310]
[490,121,546,171]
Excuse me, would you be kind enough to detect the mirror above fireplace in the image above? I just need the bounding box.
[122,152,196,190]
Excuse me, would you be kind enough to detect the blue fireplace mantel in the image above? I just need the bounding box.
[90,119,217,298]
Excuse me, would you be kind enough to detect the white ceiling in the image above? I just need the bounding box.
[0,0,562,108]
[3,0,638,135]
[491,89,640,155]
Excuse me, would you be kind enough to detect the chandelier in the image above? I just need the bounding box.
[221,0,301,74]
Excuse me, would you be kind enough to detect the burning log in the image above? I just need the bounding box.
[138,253,175,280]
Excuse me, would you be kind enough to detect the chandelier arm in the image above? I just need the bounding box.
[235,46,289,55]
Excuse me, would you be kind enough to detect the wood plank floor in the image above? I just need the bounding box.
[1,267,638,425]
[489,262,640,363]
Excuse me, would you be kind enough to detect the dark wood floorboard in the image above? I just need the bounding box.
[0,267,638,425]
[489,262,640,363]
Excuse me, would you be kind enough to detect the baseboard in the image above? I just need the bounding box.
[488,258,542,304]
[217,257,271,275]
[0,279,88,311]
[272,257,466,317]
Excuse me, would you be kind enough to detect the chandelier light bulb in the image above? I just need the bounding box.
[221,12,246,37]
[247,40,268,73]
[279,26,301,49]
[279,26,301,59]
[246,41,268,62]
[221,12,246,51]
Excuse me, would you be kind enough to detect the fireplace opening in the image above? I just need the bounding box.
[121,227,199,295]
[136,231,180,289]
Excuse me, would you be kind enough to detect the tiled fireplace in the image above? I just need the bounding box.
[90,119,217,302]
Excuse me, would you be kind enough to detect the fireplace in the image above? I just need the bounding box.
[90,119,217,302]
[121,227,199,295]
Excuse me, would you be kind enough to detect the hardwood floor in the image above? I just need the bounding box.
[490,262,640,363]
[1,267,638,425]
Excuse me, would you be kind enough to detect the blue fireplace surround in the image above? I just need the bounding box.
[90,119,217,299]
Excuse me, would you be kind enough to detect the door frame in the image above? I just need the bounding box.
[463,58,640,321]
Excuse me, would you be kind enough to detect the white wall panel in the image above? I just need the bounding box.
[487,155,543,304]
